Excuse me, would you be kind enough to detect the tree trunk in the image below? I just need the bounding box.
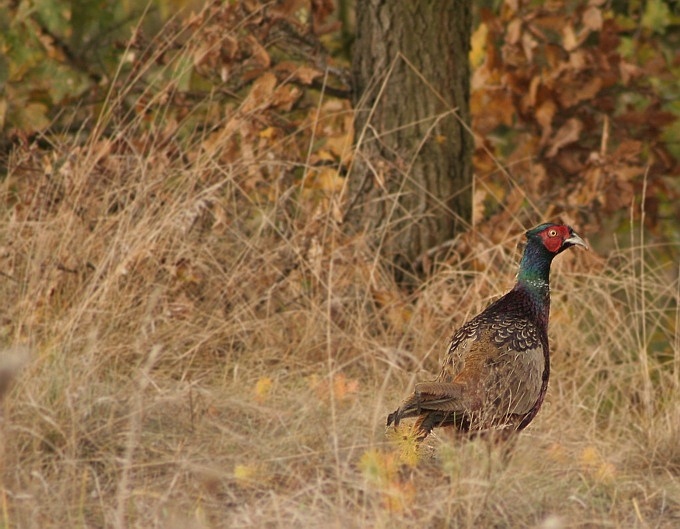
[349,0,472,277]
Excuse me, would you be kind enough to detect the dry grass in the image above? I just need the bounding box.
[2,57,680,529]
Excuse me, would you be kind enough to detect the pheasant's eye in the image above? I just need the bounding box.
[548,229,557,237]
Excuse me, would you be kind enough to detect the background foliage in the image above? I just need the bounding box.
[3,0,679,237]
[472,0,680,241]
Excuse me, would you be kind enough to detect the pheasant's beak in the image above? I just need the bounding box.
[565,231,588,250]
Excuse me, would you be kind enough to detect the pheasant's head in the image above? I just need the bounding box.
[517,223,588,293]
[526,223,588,255]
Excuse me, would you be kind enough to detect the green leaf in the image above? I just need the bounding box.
[641,0,671,34]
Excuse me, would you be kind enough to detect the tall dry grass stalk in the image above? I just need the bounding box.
[1,23,679,529]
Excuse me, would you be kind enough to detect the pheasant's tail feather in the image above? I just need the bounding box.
[412,413,448,441]
[386,408,400,427]
[386,396,421,427]
[387,409,438,441]
[386,382,470,440]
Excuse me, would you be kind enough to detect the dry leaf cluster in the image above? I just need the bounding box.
[472,1,679,235]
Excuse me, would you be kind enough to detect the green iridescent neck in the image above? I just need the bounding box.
[516,241,554,297]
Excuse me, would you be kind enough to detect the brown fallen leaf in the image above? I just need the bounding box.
[546,118,583,158]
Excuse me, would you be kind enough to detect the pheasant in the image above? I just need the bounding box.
[387,223,587,441]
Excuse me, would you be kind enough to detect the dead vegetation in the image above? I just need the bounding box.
[1,2,680,528]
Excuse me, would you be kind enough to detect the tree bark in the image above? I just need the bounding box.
[349,0,472,277]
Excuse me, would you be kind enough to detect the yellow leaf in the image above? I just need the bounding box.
[259,126,277,139]
[234,464,258,481]
[580,446,616,483]
[313,149,336,162]
[506,18,522,45]
[233,463,267,488]
[470,23,488,68]
[304,167,345,194]
[324,132,354,161]
[254,376,273,404]
[580,446,600,467]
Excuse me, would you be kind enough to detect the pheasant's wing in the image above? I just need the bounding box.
[386,322,482,429]
[385,344,492,440]
[387,318,545,439]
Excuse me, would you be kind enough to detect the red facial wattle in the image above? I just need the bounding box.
[541,225,569,253]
